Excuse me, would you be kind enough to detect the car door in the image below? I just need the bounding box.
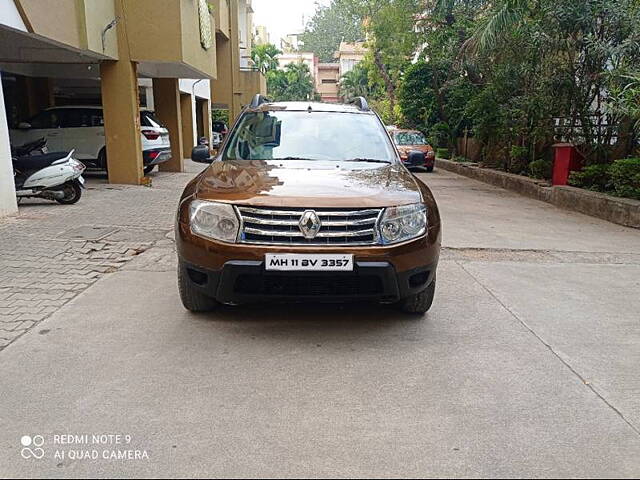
[61,108,104,160]
[11,110,66,152]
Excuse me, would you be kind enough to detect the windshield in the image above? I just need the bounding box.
[222,111,396,162]
[394,132,427,146]
[140,111,165,128]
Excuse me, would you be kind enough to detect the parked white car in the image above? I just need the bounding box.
[10,106,172,175]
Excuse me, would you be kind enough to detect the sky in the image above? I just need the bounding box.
[252,0,331,47]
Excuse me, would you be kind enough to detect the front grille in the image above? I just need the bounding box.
[236,206,383,246]
[235,274,384,296]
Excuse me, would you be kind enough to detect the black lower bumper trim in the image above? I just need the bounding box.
[180,260,437,305]
[143,149,172,166]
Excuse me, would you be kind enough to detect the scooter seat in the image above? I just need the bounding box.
[13,152,69,171]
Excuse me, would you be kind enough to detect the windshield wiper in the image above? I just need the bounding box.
[344,158,392,164]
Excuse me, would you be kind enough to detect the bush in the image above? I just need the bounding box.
[528,159,552,180]
[436,148,450,159]
[509,146,529,174]
[609,158,640,200]
[568,164,612,192]
[429,122,451,148]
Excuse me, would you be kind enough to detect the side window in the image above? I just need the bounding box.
[60,109,103,128]
[61,109,83,128]
[91,111,104,127]
[29,111,62,129]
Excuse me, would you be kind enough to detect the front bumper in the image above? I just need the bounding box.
[401,156,435,169]
[180,259,437,304]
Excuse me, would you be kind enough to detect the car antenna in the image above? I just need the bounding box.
[307,105,313,113]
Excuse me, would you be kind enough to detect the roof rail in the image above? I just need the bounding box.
[350,96,370,112]
[249,94,271,108]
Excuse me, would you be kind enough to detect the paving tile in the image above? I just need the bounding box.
[0,167,190,351]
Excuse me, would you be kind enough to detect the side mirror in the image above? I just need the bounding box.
[191,144,213,164]
[18,122,32,130]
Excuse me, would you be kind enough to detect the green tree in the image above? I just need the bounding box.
[341,0,422,117]
[462,0,640,162]
[339,62,377,100]
[267,62,318,102]
[300,0,364,62]
[251,43,281,75]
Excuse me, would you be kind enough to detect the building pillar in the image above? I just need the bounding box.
[100,60,144,184]
[211,0,243,122]
[180,93,194,159]
[201,98,212,145]
[228,0,243,121]
[26,77,54,117]
[211,35,233,113]
[99,0,143,185]
[0,72,19,217]
[14,76,53,121]
[152,78,184,172]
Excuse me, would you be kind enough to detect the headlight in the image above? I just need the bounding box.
[189,200,240,243]
[379,203,427,245]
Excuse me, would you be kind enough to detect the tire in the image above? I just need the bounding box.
[178,262,218,312]
[98,148,108,172]
[55,181,82,205]
[144,165,155,175]
[398,275,436,314]
[426,166,434,172]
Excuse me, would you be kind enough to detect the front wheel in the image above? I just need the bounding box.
[398,275,436,314]
[426,165,434,172]
[178,262,219,312]
[55,181,82,205]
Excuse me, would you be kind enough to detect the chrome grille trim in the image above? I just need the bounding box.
[243,227,377,238]
[240,216,377,227]
[236,206,383,246]
[237,206,382,217]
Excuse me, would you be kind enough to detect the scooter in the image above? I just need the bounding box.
[12,139,86,204]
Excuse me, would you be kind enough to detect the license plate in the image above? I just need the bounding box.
[265,254,354,271]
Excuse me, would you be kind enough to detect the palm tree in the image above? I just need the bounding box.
[339,64,371,101]
[266,62,317,101]
[463,0,529,54]
[283,62,316,101]
[251,43,282,75]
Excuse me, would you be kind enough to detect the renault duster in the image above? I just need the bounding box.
[176,96,441,314]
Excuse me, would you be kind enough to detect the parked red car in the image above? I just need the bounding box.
[389,129,435,172]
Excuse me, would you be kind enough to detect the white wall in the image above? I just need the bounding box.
[179,79,211,146]
[0,71,18,217]
[139,78,212,146]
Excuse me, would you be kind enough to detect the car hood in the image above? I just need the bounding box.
[195,160,423,208]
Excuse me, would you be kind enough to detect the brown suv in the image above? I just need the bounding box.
[176,96,441,314]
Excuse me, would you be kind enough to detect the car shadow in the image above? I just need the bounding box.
[188,301,427,341]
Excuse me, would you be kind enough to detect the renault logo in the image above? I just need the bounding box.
[299,210,321,239]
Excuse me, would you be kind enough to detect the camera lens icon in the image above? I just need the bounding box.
[20,435,45,459]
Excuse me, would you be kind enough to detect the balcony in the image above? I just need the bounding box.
[6,0,118,60]
[213,0,230,39]
[122,0,217,79]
